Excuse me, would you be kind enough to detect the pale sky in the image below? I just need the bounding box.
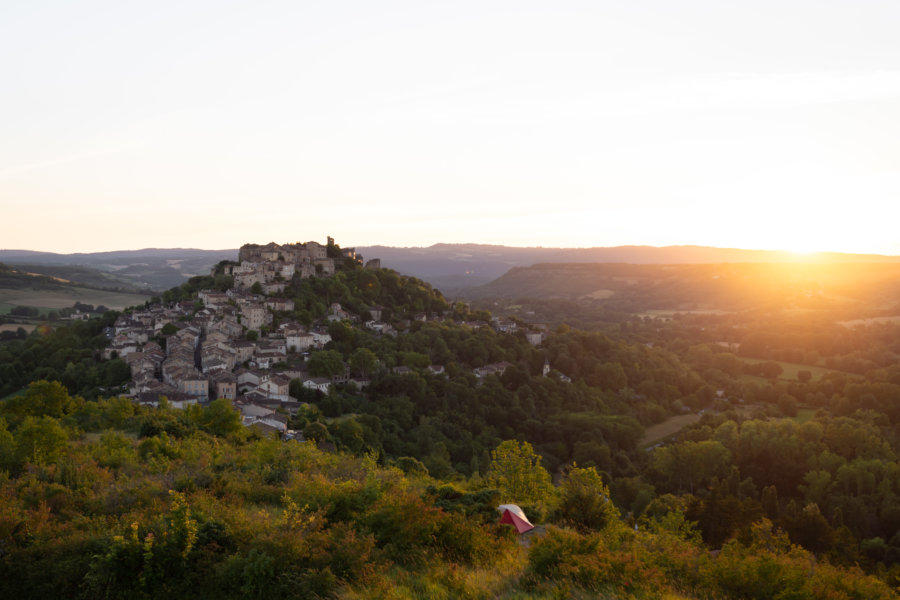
[2,1,900,255]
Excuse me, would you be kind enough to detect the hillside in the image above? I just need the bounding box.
[462,261,900,314]
[0,263,151,314]
[0,248,237,290]
[357,243,900,293]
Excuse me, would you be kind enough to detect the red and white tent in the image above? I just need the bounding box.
[497,504,535,533]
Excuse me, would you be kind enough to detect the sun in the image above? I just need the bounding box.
[779,241,822,255]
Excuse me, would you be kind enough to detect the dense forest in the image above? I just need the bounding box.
[2,256,900,597]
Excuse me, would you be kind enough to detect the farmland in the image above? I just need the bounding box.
[0,287,150,312]
[740,357,840,381]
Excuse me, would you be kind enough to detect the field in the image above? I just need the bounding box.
[582,289,615,299]
[0,287,150,312]
[0,323,37,333]
[640,413,702,448]
[741,358,839,381]
[637,308,733,319]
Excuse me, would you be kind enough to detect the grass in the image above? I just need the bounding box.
[0,301,53,315]
[792,408,817,424]
[0,287,150,311]
[640,413,703,448]
[741,358,839,381]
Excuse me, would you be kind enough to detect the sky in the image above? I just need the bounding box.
[2,0,900,255]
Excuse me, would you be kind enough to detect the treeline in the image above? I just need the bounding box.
[3,302,111,320]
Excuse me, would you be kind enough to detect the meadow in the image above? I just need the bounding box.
[740,357,840,381]
[0,287,149,312]
[640,413,703,448]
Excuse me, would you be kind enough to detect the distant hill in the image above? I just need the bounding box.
[0,248,237,291]
[356,243,900,294]
[461,262,900,315]
[0,263,151,312]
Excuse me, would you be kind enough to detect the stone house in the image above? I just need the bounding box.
[302,377,331,393]
[210,371,237,400]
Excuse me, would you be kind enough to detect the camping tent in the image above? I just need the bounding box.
[497,504,535,533]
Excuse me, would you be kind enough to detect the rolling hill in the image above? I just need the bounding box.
[0,248,237,291]
[357,244,900,294]
[461,261,900,316]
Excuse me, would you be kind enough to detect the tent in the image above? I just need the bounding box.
[497,504,535,533]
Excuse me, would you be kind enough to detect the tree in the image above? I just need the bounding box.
[651,440,731,494]
[556,465,620,532]
[398,351,430,370]
[486,440,554,507]
[303,421,330,444]
[15,416,69,465]
[160,322,178,336]
[760,361,784,379]
[308,350,345,379]
[3,379,79,421]
[250,281,263,295]
[349,348,378,378]
[0,418,16,472]
[198,399,243,437]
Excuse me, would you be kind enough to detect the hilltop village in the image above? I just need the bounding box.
[105,238,548,437]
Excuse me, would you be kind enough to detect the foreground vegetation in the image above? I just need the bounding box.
[0,382,894,599]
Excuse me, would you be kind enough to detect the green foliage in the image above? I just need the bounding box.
[307,349,345,378]
[0,402,894,599]
[555,466,621,532]
[14,416,69,466]
[0,418,16,472]
[396,456,429,477]
[92,430,137,468]
[193,399,243,438]
[486,440,554,509]
[650,439,731,494]
[349,347,378,377]
[2,380,80,423]
[0,312,123,398]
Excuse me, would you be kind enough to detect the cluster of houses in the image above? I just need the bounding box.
[103,238,556,437]
[105,286,338,436]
